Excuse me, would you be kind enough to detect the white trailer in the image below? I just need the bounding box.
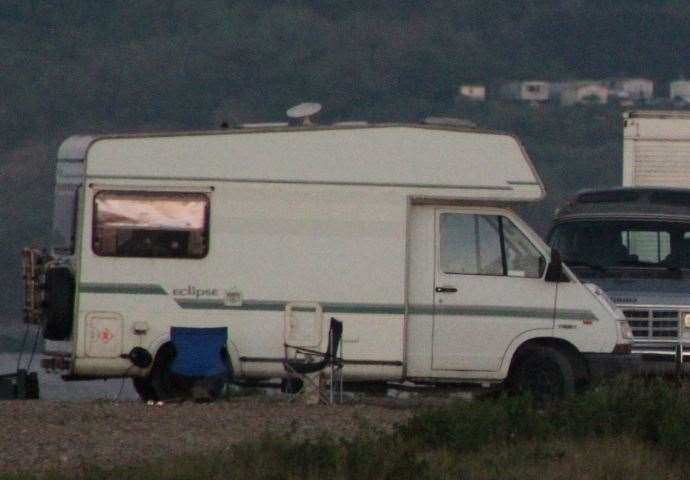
[25,123,633,400]
[623,110,690,187]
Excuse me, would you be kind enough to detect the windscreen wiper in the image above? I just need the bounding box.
[563,260,608,273]
[615,259,681,273]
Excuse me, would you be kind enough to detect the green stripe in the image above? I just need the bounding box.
[430,305,553,319]
[556,310,597,321]
[175,298,593,320]
[78,284,594,320]
[175,299,405,315]
[80,283,167,295]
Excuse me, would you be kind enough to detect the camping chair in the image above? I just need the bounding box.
[284,317,344,404]
[169,326,231,401]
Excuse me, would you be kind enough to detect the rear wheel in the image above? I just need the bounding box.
[150,345,194,401]
[150,344,228,402]
[42,267,75,341]
[132,376,156,402]
[508,346,576,400]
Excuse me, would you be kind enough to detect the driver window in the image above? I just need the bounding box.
[439,213,544,278]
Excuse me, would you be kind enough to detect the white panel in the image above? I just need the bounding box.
[285,303,322,347]
[76,182,406,379]
[84,126,543,200]
[632,140,690,187]
[85,312,123,358]
[627,114,690,140]
[405,206,436,377]
[58,135,96,160]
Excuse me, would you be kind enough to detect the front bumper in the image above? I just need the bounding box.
[584,352,642,381]
[632,342,690,375]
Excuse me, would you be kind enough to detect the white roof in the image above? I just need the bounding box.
[624,111,690,140]
[65,125,545,201]
[625,110,690,120]
[57,135,96,161]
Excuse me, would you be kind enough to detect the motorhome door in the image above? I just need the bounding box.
[431,208,556,371]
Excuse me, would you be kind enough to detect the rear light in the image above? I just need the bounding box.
[613,343,632,354]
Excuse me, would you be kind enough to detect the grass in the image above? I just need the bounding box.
[6,378,690,479]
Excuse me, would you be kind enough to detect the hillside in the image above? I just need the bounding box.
[0,1,686,320]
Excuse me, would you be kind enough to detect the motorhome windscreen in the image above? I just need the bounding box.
[92,191,209,258]
[550,220,690,271]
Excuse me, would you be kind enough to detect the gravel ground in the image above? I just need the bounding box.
[0,395,415,475]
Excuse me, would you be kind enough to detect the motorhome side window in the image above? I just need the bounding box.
[92,191,209,258]
[440,213,544,278]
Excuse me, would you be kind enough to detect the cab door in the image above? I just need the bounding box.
[431,208,556,371]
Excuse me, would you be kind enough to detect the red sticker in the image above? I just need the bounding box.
[99,328,114,343]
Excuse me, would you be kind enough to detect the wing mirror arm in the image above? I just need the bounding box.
[545,249,568,283]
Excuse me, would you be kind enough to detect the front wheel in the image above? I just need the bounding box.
[508,346,576,401]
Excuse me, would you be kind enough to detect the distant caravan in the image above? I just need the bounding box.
[23,120,635,401]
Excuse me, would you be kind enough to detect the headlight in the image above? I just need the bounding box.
[619,320,633,339]
[683,313,690,329]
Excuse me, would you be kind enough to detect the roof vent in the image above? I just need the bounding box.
[287,102,322,126]
[423,117,476,128]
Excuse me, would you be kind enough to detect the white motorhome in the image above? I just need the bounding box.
[24,122,633,400]
[548,111,690,372]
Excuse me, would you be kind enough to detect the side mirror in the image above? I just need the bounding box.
[545,249,567,283]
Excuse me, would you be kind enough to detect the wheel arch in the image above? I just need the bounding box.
[502,335,589,383]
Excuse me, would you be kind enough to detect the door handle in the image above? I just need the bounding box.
[435,286,458,293]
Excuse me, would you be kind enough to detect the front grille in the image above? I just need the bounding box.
[623,309,680,338]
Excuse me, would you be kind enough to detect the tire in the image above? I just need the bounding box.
[42,267,75,341]
[150,345,194,401]
[150,344,230,402]
[508,346,576,400]
[132,376,157,402]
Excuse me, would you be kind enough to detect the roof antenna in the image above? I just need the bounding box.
[286,102,322,126]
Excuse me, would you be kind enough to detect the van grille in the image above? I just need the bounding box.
[623,309,680,338]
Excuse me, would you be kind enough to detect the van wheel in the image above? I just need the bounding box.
[132,376,156,402]
[150,345,228,402]
[43,267,75,341]
[508,346,575,400]
[150,345,194,401]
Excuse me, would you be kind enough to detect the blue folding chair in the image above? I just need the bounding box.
[169,327,231,400]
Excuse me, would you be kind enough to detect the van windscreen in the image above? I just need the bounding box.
[550,220,690,273]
